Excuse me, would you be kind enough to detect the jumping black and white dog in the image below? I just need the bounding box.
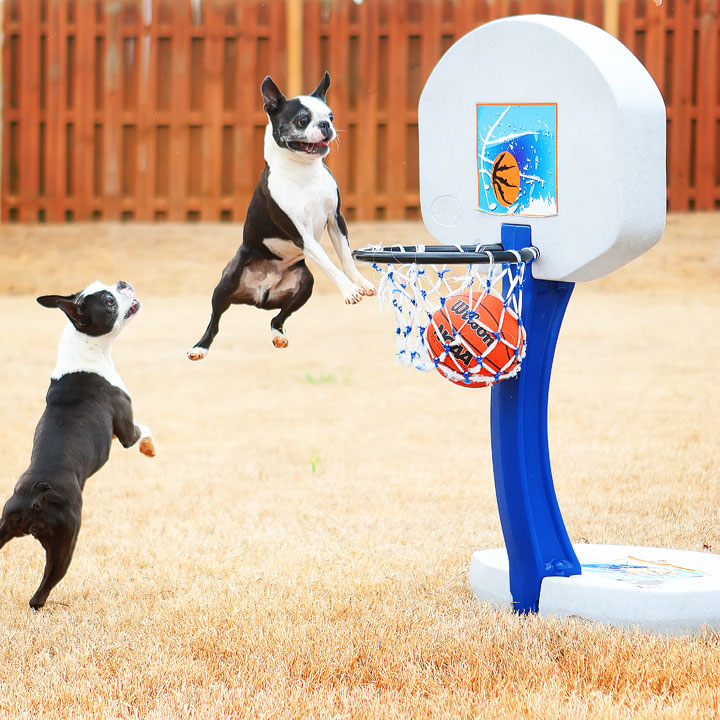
[0,281,155,609]
[188,72,375,360]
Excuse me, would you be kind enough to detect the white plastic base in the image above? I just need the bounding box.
[469,544,720,635]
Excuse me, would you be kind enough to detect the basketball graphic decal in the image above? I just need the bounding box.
[491,152,520,207]
[477,103,558,217]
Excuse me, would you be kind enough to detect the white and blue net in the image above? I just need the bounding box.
[363,245,535,387]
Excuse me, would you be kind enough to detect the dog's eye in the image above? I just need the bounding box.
[329,114,334,122]
[105,296,116,308]
[295,115,310,129]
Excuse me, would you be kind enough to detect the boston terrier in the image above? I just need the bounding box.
[188,72,375,360]
[0,281,156,609]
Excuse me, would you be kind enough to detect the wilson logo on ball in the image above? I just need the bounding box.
[491,151,520,207]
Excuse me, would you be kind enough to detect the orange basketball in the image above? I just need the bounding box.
[425,292,524,387]
[491,151,520,207]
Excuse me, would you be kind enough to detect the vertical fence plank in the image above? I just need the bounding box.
[75,0,95,220]
[1,2,10,219]
[668,1,694,210]
[302,0,321,89]
[202,1,223,221]
[603,0,620,36]
[286,0,303,97]
[355,0,379,220]
[135,0,156,220]
[49,0,70,221]
[18,0,40,220]
[232,1,254,221]
[44,0,59,220]
[154,1,172,219]
[249,3,265,201]
[102,1,123,220]
[386,0,407,219]
[695,0,719,208]
[169,0,189,220]
[324,1,350,206]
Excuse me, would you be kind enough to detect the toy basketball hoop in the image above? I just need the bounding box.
[353,15,720,635]
[353,243,538,387]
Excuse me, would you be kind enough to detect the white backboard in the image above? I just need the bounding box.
[419,15,667,282]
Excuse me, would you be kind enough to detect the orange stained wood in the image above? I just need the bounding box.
[2,0,718,223]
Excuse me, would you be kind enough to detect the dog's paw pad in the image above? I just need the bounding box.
[187,347,207,361]
[272,334,289,349]
[140,437,156,457]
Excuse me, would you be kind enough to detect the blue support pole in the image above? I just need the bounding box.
[490,224,581,613]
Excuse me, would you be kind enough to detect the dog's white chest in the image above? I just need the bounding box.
[267,162,338,239]
[52,322,128,393]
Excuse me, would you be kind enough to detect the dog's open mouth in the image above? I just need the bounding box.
[288,140,330,155]
[124,299,140,319]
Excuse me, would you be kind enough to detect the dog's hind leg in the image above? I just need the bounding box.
[270,264,314,348]
[29,515,81,610]
[188,248,251,361]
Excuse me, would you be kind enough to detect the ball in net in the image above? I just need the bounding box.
[425,292,525,386]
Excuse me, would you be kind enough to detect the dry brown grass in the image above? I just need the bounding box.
[0,215,718,719]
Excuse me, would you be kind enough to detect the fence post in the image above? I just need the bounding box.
[603,0,620,38]
[0,0,4,218]
[286,0,303,96]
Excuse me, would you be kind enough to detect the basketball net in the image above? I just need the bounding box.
[367,247,531,387]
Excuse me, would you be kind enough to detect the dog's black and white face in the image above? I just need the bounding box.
[37,281,140,338]
[261,72,336,158]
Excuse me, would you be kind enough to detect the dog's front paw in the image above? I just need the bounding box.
[139,436,156,457]
[187,346,208,361]
[343,285,364,305]
[136,425,156,457]
[358,278,376,297]
[272,330,289,348]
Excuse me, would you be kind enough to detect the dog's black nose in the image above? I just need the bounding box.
[317,120,331,136]
[117,281,129,290]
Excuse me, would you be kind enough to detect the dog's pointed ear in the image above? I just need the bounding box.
[37,292,78,309]
[261,76,286,115]
[310,72,330,102]
[37,293,87,329]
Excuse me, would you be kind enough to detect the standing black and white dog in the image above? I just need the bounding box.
[0,281,155,609]
[188,72,375,360]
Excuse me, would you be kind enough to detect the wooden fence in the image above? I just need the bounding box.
[2,0,719,223]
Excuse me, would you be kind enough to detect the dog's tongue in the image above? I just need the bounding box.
[307,141,330,153]
[125,299,140,318]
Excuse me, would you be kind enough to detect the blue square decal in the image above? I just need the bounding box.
[477,103,558,217]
